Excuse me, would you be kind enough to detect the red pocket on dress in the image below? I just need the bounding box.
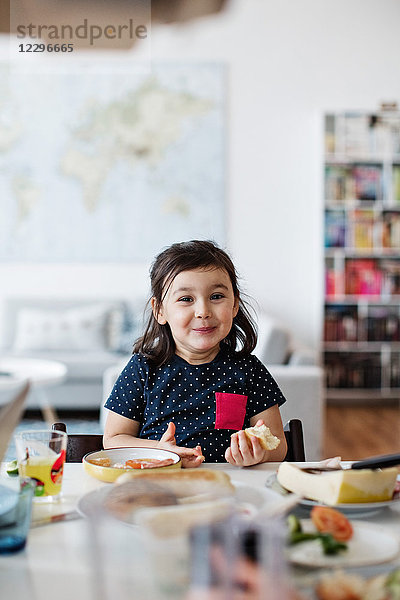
[214,392,248,430]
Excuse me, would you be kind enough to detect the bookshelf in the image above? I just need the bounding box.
[323,110,400,400]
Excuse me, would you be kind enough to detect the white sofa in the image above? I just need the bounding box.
[0,298,145,410]
[101,314,324,460]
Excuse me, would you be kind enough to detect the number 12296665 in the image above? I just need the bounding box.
[18,43,74,52]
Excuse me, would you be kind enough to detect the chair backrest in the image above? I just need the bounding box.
[284,419,305,462]
[52,422,103,463]
[52,420,305,463]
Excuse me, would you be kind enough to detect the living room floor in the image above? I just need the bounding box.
[324,403,400,460]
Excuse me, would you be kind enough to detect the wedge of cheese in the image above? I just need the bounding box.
[277,462,398,505]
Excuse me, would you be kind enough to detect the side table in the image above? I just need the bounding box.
[0,357,67,423]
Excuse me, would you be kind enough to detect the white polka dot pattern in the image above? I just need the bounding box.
[104,346,286,462]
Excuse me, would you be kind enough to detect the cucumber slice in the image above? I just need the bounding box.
[6,459,19,476]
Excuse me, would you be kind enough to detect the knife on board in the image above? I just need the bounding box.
[31,510,82,528]
[350,453,400,470]
[302,452,400,473]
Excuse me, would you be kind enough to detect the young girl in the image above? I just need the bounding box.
[103,240,288,467]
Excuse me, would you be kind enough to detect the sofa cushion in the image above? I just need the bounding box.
[288,347,317,366]
[253,314,290,365]
[1,298,128,351]
[13,304,117,352]
[108,300,147,354]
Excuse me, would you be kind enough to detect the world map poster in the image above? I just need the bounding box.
[0,62,225,261]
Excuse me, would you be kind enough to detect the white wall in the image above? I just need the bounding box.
[2,0,400,352]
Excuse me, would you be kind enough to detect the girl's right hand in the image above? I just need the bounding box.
[158,422,205,468]
[225,429,267,467]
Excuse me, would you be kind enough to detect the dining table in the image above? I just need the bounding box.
[0,460,399,600]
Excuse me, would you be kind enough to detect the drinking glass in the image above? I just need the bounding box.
[187,514,290,599]
[0,479,34,553]
[15,430,67,502]
[86,506,158,600]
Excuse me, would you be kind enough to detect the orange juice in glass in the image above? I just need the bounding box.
[15,430,67,502]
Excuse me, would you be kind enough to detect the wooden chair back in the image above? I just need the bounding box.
[52,422,103,463]
[284,418,306,461]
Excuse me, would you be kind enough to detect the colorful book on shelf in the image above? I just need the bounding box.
[324,305,358,341]
[325,210,346,247]
[343,113,372,156]
[343,113,394,157]
[382,211,400,249]
[325,163,382,202]
[345,259,382,295]
[324,314,338,341]
[325,267,345,297]
[366,306,400,341]
[324,350,382,389]
[348,209,375,249]
[325,165,355,201]
[393,165,400,204]
[380,260,400,295]
[352,164,382,201]
[324,115,336,154]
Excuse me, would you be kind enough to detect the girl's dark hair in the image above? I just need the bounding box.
[134,240,257,365]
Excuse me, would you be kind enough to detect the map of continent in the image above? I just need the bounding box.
[0,63,225,261]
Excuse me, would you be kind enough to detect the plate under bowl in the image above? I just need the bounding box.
[83,447,182,483]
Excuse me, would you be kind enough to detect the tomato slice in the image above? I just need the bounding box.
[125,459,145,469]
[88,457,111,467]
[310,506,353,542]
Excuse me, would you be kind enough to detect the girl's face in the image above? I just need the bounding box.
[152,267,239,364]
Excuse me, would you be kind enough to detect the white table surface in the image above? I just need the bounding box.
[0,462,399,600]
[0,357,67,423]
[0,357,67,389]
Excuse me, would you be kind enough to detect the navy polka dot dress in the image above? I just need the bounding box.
[104,345,286,462]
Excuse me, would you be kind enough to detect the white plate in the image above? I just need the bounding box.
[287,519,400,568]
[77,480,278,522]
[77,486,112,519]
[266,473,400,517]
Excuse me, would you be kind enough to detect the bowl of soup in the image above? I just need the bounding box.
[83,447,182,483]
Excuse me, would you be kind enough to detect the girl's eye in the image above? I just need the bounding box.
[211,293,224,300]
[178,296,193,302]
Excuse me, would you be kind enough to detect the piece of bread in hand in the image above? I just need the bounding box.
[244,423,280,450]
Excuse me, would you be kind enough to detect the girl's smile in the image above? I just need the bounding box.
[152,267,239,364]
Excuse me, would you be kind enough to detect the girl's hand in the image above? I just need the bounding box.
[159,421,177,445]
[159,422,205,468]
[225,419,269,467]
